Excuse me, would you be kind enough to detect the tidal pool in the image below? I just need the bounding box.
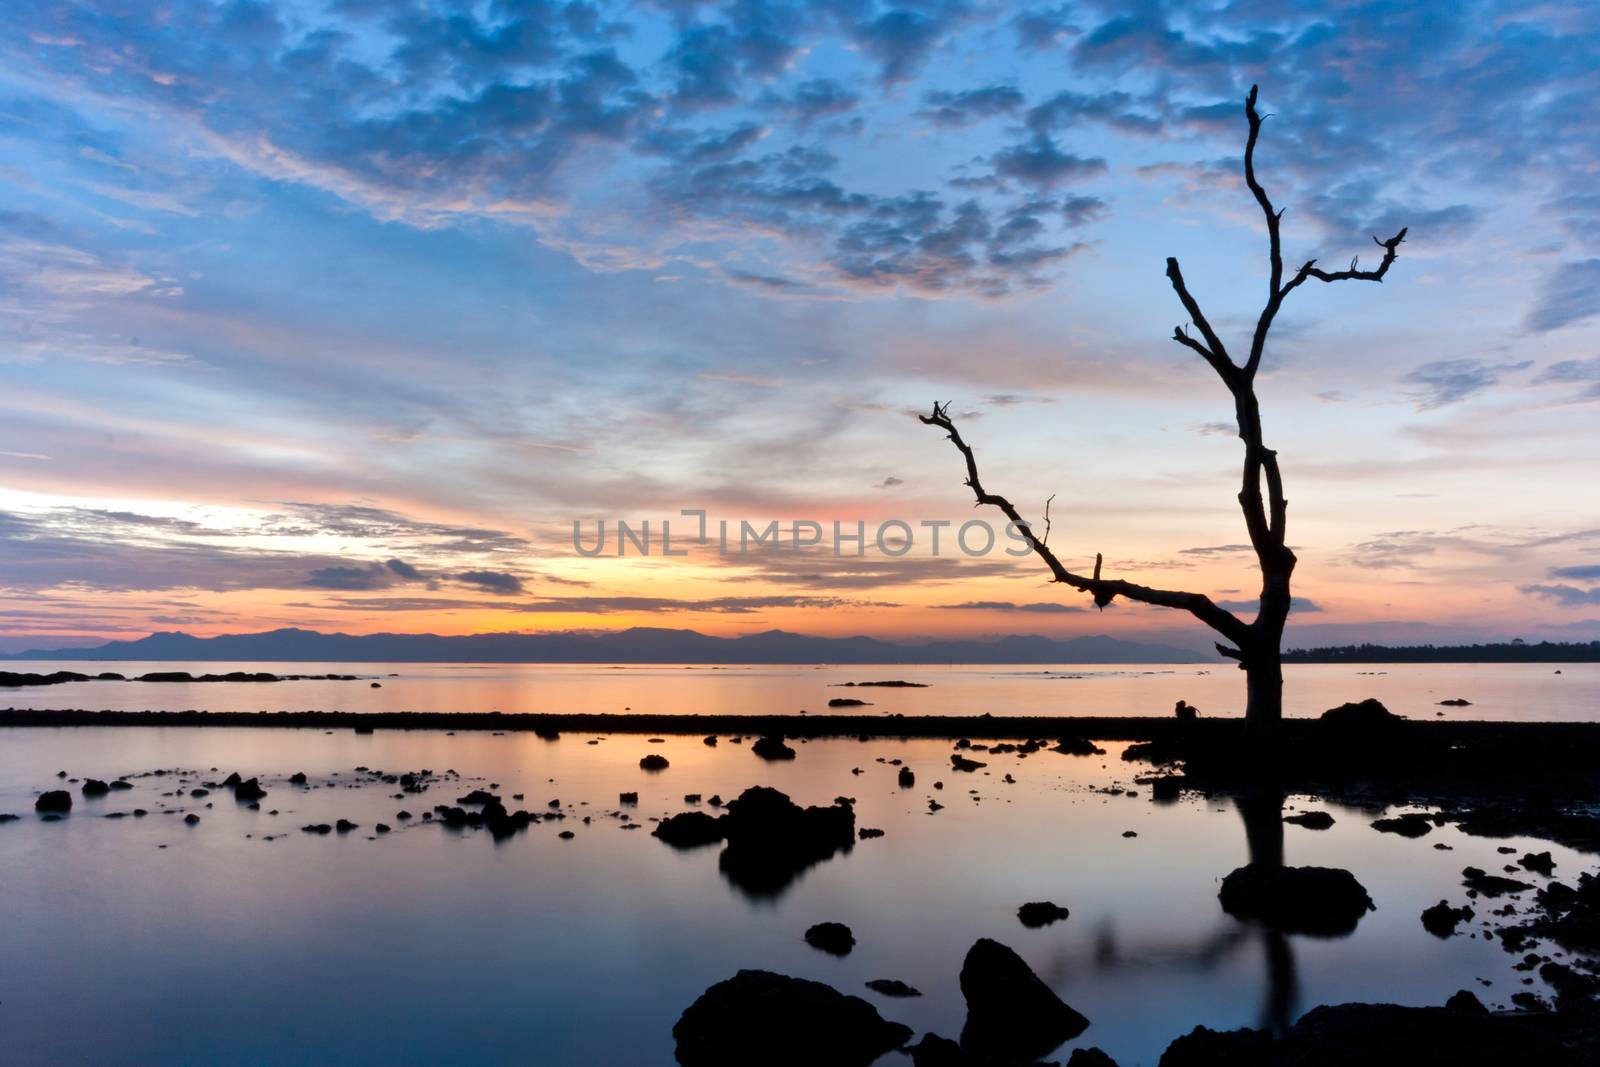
[0,727,1582,1065]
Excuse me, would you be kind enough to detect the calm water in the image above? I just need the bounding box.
[0,725,1588,1065]
[3,660,1596,720]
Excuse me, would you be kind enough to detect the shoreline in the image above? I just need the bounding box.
[4,706,1599,740]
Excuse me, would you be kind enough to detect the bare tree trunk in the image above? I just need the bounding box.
[919,84,1406,744]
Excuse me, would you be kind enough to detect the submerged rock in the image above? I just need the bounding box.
[672,969,911,1067]
[950,754,986,772]
[1372,813,1434,838]
[81,779,110,797]
[804,922,855,956]
[1052,736,1106,756]
[233,777,267,802]
[1320,697,1404,730]
[1461,866,1534,898]
[1218,864,1375,936]
[35,790,72,813]
[959,938,1088,1062]
[640,754,670,771]
[1519,851,1556,876]
[1017,901,1071,928]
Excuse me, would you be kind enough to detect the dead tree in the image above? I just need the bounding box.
[921,85,1406,737]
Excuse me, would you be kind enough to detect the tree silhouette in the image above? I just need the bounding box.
[921,85,1407,737]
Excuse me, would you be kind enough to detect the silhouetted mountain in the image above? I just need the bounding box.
[2,627,1207,664]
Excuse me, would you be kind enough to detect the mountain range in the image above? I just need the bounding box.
[2,627,1208,664]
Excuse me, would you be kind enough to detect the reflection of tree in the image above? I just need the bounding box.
[1083,788,1300,1034]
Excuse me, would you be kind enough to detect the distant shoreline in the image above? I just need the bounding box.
[1284,641,1600,664]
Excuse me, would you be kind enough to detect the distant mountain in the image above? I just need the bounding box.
[3,627,1209,664]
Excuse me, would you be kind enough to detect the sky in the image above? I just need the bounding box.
[2,0,1600,654]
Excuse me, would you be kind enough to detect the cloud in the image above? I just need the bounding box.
[934,600,1085,613]
[873,476,904,489]
[1214,597,1322,614]
[385,558,424,581]
[1533,357,1600,400]
[1400,358,1532,409]
[456,570,526,595]
[1551,565,1600,580]
[920,86,1025,128]
[1525,261,1600,333]
[305,563,397,591]
[992,135,1108,189]
[1520,583,1600,607]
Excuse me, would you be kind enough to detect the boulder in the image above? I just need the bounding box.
[717,787,855,897]
[1069,1050,1121,1067]
[898,766,915,788]
[1372,813,1434,838]
[1052,736,1106,756]
[81,779,110,797]
[1320,698,1403,730]
[804,922,855,956]
[35,790,72,813]
[1421,900,1474,938]
[672,969,911,1067]
[1461,866,1534,898]
[1284,811,1335,830]
[908,1033,964,1067]
[1018,901,1071,928]
[865,979,921,998]
[1519,851,1556,876]
[640,754,670,771]
[752,736,797,761]
[1218,864,1374,936]
[950,754,987,772]
[233,777,268,802]
[958,938,1088,1062]
[653,811,726,849]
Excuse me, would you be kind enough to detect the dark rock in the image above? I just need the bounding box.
[672,969,911,1067]
[289,772,308,785]
[1069,1050,1121,1067]
[865,979,922,998]
[1052,736,1106,756]
[1519,851,1556,876]
[190,788,210,798]
[908,1033,964,1067]
[619,791,639,805]
[222,772,242,787]
[716,787,855,897]
[1219,864,1374,936]
[375,823,391,834]
[653,811,726,849]
[1284,811,1335,830]
[703,735,718,746]
[1121,830,1137,838]
[1445,989,1489,1015]
[752,736,797,761]
[335,819,358,833]
[858,827,884,840]
[804,922,855,956]
[1320,697,1403,730]
[898,766,915,788]
[1150,775,1183,802]
[458,790,500,806]
[640,754,670,771]
[950,754,986,772]
[1174,700,1199,720]
[110,780,132,791]
[233,777,267,802]
[1372,813,1434,838]
[1462,866,1534,897]
[1421,900,1474,938]
[1018,901,1071,928]
[558,830,575,840]
[1438,698,1472,706]
[959,938,1088,1061]
[81,778,110,797]
[828,698,871,707]
[303,823,332,834]
[184,813,200,825]
[35,790,72,813]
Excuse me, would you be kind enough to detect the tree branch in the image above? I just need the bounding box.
[918,402,1251,645]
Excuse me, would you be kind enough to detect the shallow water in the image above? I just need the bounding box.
[0,726,1586,1065]
[3,660,1596,720]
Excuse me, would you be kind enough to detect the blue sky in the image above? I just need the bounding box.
[2,0,1599,651]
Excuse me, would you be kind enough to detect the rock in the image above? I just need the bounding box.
[703,735,718,746]
[898,766,915,788]
[1069,1050,1121,1067]
[804,922,855,956]
[827,698,871,707]
[653,810,726,849]
[958,938,1088,1061]
[1284,811,1335,829]
[370,682,381,688]
[752,736,797,761]
[303,823,333,834]
[222,772,242,787]
[1421,900,1475,938]
[1437,698,1472,706]
[110,780,132,790]
[81,778,110,797]
[289,772,308,785]
[1174,700,1199,720]
[908,1033,964,1067]
[35,790,72,813]
[1150,775,1183,802]
[1121,830,1137,838]
[0,814,17,824]
[619,791,639,805]
[233,777,267,802]
[1519,851,1556,876]
[1320,697,1403,730]
[184,813,200,825]
[335,819,358,833]
[1218,864,1375,936]
[1445,989,1489,1015]
[375,823,391,834]
[1461,866,1534,897]
[1372,813,1434,837]
[858,827,885,840]
[716,787,855,897]
[640,754,670,771]
[1018,901,1071,928]
[864,979,921,998]
[558,830,575,840]
[672,969,912,1067]
[458,790,500,806]
[1052,736,1106,756]
[950,754,986,772]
